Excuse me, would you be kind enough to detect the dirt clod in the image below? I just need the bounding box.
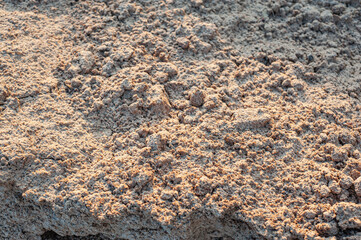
[0,0,361,239]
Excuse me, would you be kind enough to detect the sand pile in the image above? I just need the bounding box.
[0,0,360,239]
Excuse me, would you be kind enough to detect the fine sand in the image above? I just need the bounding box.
[0,0,360,239]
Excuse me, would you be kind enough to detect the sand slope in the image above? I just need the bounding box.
[0,0,360,239]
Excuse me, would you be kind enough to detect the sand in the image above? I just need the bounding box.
[0,0,360,239]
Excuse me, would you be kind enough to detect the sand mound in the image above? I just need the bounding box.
[0,0,360,239]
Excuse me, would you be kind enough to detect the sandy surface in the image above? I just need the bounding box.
[0,0,361,239]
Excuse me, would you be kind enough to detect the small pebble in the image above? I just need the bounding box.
[190,88,205,107]
[308,54,314,62]
[328,180,341,195]
[339,175,353,189]
[176,37,190,49]
[320,185,331,198]
[304,210,316,219]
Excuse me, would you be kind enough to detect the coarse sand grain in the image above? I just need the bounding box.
[0,0,361,239]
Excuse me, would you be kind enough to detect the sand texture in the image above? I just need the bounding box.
[0,0,361,239]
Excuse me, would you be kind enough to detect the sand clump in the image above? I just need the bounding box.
[0,0,361,239]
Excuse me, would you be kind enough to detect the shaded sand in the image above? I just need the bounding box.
[0,0,361,239]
